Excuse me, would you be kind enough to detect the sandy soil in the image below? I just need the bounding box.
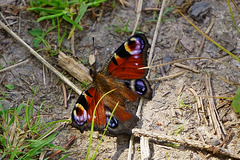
[0,0,240,159]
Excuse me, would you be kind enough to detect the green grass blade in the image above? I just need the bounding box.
[28,7,63,14]
[10,143,19,160]
[232,87,240,113]
[62,15,83,30]
[91,102,119,159]
[25,100,32,132]
[86,0,107,7]
[59,153,70,160]
[0,103,6,123]
[37,12,64,22]
[58,27,68,49]
[75,2,88,23]
[227,0,240,37]
[23,132,58,159]
[86,89,116,160]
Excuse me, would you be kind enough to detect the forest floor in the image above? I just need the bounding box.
[0,0,240,159]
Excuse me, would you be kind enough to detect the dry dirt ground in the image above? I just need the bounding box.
[1,0,240,159]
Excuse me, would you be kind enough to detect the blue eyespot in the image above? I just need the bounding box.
[106,116,118,128]
[135,79,146,95]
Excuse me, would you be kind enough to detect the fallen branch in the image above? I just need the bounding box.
[0,20,82,95]
[132,128,240,159]
[58,51,92,83]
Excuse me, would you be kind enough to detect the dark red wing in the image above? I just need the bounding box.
[72,87,106,132]
[72,86,138,134]
[107,34,150,79]
[106,34,152,99]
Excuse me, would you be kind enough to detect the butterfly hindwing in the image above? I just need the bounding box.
[72,82,139,134]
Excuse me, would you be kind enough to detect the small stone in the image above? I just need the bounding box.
[189,2,211,22]
[210,138,220,146]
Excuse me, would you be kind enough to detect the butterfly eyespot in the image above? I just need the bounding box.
[76,103,85,111]
[135,79,147,95]
[124,37,145,55]
[73,105,87,126]
[106,116,118,128]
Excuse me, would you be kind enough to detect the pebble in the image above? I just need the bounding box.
[189,2,211,22]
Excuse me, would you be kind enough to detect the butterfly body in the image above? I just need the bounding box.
[72,34,152,134]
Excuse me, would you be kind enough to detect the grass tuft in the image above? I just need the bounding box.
[0,99,69,159]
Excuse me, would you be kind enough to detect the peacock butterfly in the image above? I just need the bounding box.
[72,34,152,134]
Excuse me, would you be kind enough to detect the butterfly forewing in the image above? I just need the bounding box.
[106,34,152,99]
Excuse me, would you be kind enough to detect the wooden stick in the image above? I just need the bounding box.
[58,51,92,83]
[148,71,184,81]
[48,136,76,159]
[61,82,68,109]
[132,128,240,159]
[0,20,82,95]
[205,73,226,140]
[0,59,29,73]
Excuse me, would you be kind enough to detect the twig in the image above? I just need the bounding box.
[128,98,144,160]
[216,76,240,86]
[61,82,68,109]
[0,20,82,95]
[200,96,208,125]
[71,31,75,57]
[188,88,201,123]
[0,73,6,84]
[141,57,240,72]
[140,136,150,159]
[67,89,72,101]
[205,73,226,140]
[174,62,199,73]
[143,8,161,11]
[196,150,208,160]
[196,128,206,145]
[48,136,76,159]
[218,129,233,148]
[42,64,46,85]
[148,71,184,81]
[58,51,92,83]
[132,128,240,159]
[97,3,104,22]
[119,0,130,7]
[39,118,70,140]
[134,0,137,12]
[230,0,240,18]
[196,18,215,56]
[0,12,11,29]
[0,59,29,73]
[127,135,134,160]
[131,0,143,35]
[147,0,167,67]
[18,11,21,34]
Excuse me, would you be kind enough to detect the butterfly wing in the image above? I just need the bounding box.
[72,86,106,132]
[106,34,152,99]
[72,84,138,134]
[72,34,152,134]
